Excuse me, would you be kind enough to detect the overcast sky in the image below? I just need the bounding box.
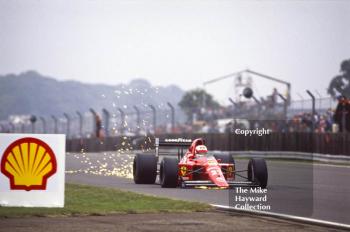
[1,0,349,104]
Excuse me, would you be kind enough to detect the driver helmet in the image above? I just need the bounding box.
[195,145,208,156]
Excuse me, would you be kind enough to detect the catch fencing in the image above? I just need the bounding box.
[66,132,350,156]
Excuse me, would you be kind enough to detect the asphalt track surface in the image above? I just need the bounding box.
[65,152,350,225]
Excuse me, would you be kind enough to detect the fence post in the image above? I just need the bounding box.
[167,102,175,133]
[297,93,304,111]
[20,123,25,133]
[76,111,83,138]
[30,115,37,133]
[148,104,157,134]
[102,108,110,137]
[117,108,125,135]
[133,106,140,135]
[89,108,97,130]
[40,116,47,133]
[278,94,288,122]
[9,122,15,133]
[306,90,316,132]
[315,90,322,111]
[51,115,58,134]
[63,113,71,138]
[90,108,101,138]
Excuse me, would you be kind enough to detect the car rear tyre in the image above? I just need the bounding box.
[133,153,157,184]
[248,158,268,188]
[160,157,178,188]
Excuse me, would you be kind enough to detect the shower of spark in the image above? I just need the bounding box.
[66,85,161,178]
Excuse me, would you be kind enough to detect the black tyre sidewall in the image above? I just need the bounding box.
[248,158,268,188]
[160,157,178,188]
[133,154,157,184]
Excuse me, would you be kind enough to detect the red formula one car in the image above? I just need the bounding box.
[133,138,268,188]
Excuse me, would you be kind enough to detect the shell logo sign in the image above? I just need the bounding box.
[0,134,65,207]
[1,137,57,191]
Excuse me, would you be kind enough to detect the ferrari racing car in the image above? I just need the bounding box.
[133,138,268,188]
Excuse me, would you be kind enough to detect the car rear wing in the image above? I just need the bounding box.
[156,138,192,147]
[155,138,192,159]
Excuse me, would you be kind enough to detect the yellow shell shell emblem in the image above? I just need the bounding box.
[1,137,57,191]
[180,166,187,176]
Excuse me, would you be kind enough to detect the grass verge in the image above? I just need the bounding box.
[0,183,211,218]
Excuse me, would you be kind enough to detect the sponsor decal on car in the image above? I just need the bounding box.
[180,166,187,176]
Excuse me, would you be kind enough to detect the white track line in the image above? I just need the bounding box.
[211,204,350,230]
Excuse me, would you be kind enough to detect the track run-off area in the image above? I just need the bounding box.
[65,151,350,226]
